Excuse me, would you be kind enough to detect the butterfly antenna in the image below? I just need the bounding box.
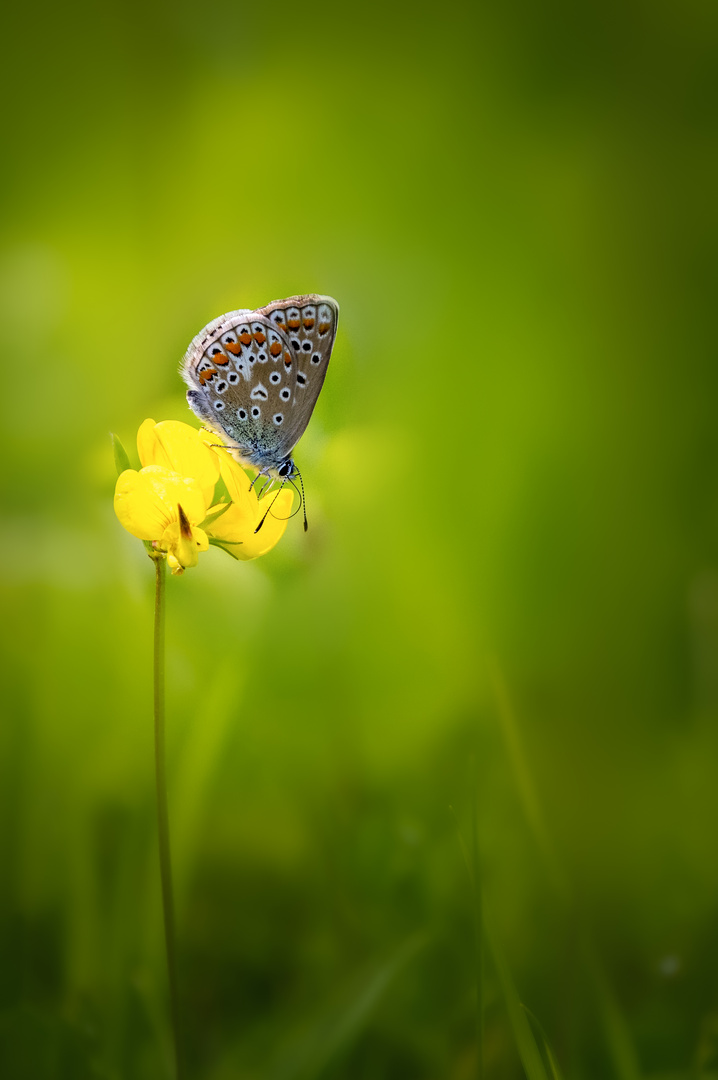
[254,480,288,534]
[284,478,303,521]
[294,465,308,531]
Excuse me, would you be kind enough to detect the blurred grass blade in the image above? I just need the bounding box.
[470,789,485,1080]
[488,655,567,900]
[482,901,550,1080]
[490,657,642,1080]
[521,1004,566,1080]
[450,794,485,1079]
[269,934,425,1080]
[111,432,132,476]
[581,936,642,1080]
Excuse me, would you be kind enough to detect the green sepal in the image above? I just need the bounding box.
[208,537,244,560]
[111,433,132,476]
[211,472,231,504]
[200,502,231,529]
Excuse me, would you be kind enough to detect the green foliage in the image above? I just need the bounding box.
[3,0,718,1076]
[111,433,133,477]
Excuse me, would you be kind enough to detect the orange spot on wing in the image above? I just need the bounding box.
[318,322,330,334]
[224,341,242,355]
[239,332,252,345]
[277,321,287,331]
[253,331,266,345]
[211,352,229,365]
[199,368,218,384]
[283,351,292,367]
[269,341,282,357]
[288,317,301,329]
[303,317,315,329]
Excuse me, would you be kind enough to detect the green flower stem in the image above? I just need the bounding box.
[152,552,183,1079]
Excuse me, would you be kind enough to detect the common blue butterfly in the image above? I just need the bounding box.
[181,295,338,495]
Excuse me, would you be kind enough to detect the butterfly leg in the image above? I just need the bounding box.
[248,468,274,494]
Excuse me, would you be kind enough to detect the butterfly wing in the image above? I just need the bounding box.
[181,295,339,475]
[181,309,298,472]
[257,294,339,446]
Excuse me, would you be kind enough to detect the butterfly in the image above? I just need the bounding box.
[181,294,339,517]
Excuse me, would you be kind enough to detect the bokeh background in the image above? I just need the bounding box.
[2,0,718,1076]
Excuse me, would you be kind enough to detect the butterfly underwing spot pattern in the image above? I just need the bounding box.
[180,294,339,490]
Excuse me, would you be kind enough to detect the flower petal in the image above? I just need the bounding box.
[160,521,209,569]
[213,447,259,518]
[208,488,294,560]
[114,466,207,541]
[138,420,220,505]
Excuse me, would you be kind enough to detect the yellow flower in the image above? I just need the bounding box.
[205,440,294,561]
[113,420,293,572]
[137,419,220,505]
[114,464,210,573]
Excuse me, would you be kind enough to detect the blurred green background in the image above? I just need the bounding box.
[2,0,718,1076]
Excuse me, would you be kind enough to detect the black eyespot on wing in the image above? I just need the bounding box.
[302,342,311,351]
